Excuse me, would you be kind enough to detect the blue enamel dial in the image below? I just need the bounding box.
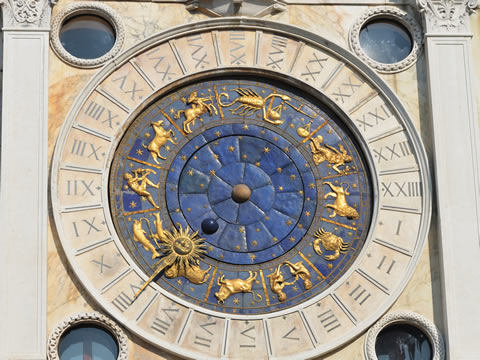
[109,78,372,315]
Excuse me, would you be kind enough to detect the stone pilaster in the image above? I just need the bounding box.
[0,0,51,359]
[417,1,480,358]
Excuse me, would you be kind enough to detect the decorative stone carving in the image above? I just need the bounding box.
[185,0,286,17]
[417,0,478,33]
[47,312,128,360]
[0,0,53,28]
[50,2,125,68]
[349,6,423,73]
[364,310,445,360]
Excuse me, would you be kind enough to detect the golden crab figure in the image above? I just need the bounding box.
[134,224,208,299]
[313,228,350,261]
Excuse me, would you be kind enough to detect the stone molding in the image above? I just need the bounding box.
[185,0,286,17]
[349,6,423,73]
[50,2,125,68]
[0,0,53,28]
[364,310,445,360]
[417,0,478,34]
[47,312,129,360]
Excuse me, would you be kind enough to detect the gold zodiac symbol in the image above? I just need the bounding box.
[297,120,313,137]
[310,135,353,174]
[323,181,359,220]
[214,271,263,304]
[218,88,291,125]
[267,261,311,302]
[284,261,312,290]
[313,228,350,261]
[134,222,209,299]
[174,91,218,134]
[142,120,177,164]
[124,168,160,208]
[132,218,161,260]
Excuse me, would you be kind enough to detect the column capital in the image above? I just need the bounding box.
[417,0,478,34]
[1,0,54,29]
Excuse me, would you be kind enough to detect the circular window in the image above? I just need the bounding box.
[51,3,125,68]
[359,20,413,64]
[47,312,128,360]
[59,324,119,360]
[364,311,445,360]
[375,324,432,360]
[349,6,423,73]
[60,15,116,60]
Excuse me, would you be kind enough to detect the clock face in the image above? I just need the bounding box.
[51,20,430,360]
[109,78,372,315]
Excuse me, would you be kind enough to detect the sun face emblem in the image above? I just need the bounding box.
[160,226,206,266]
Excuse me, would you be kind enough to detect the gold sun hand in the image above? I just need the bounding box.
[134,253,176,299]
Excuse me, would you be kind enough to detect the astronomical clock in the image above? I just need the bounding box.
[51,19,431,359]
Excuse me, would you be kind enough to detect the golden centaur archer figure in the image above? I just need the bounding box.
[124,168,160,208]
[143,120,177,164]
[219,88,291,125]
[323,181,359,220]
[310,135,353,174]
[174,91,218,134]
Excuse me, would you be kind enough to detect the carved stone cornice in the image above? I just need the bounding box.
[185,0,286,17]
[417,0,478,34]
[0,0,54,28]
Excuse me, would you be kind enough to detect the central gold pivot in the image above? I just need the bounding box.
[232,184,251,203]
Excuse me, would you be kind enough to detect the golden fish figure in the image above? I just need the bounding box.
[313,228,349,261]
[174,91,217,134]
[132,219,161,259]
[310,135,353,174]
[218,88,291,125]
[284,261,312,289]
[324,181,359,220]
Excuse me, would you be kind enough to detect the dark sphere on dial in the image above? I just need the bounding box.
[201,218,219,234]
[232,184,251,203]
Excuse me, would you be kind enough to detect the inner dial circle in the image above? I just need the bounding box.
[109,78,372,315]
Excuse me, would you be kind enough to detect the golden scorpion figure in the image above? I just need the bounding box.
[219,88,291,125]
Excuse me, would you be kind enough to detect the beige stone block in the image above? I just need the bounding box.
[225,319,268,359]
[99,63,154,110]
[75,241,130,291]
[302,295,355,346]
[57,169,103,207]
[334,271,388,323]
[103,270,157,319]
[59,207,110,251]
[134,43,184,89]
[137,293,190,343]
[174,32,218,73]
[378,171,423,213]
[179,312,225,357]
[257,32,300,73]
[74,91,128,138]
[358,242,411,293]
[267,312,314,357]
[216,30,256,67]
[323,65,377,114]
[291,45,341,90]
[369,131,419,173]
[61,128,111,169]
[348,95,399,141]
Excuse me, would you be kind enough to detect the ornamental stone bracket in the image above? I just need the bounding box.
[417,0,478,34]
[185,0,286,17]
[0,0,54,28]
